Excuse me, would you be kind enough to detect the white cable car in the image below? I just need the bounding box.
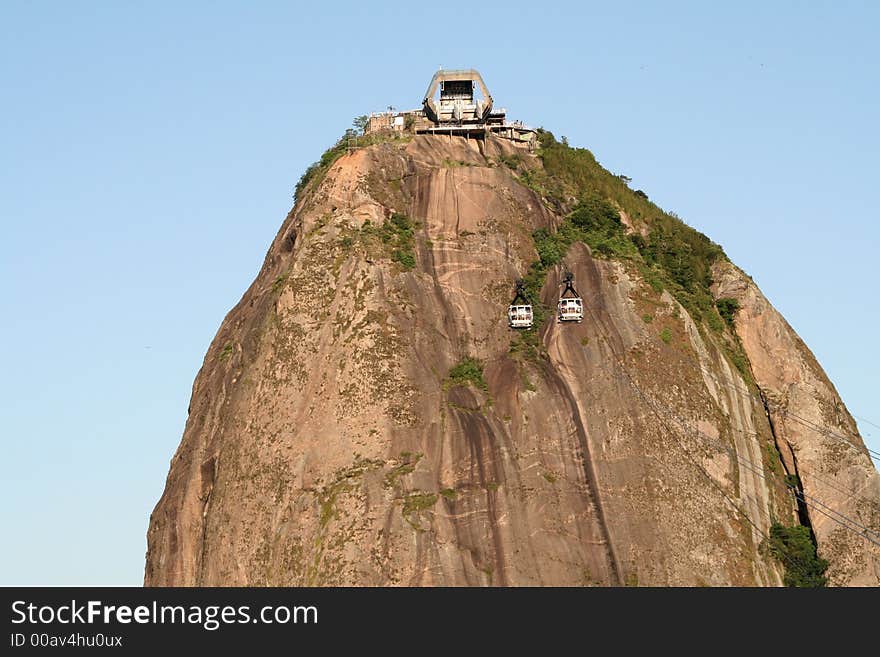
[508,281,534,329]
[557,272,584,323]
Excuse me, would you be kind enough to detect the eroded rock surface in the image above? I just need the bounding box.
[145,135,879,586]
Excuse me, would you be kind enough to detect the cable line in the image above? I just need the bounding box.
[696,364,880,462]
[524,265,880,528]
[616,366,880,547]
[574,300,880,553]
[854,415,880,431]
[689,366,880,510]
[598,344,839,581]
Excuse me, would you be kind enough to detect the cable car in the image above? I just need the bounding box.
[508,280,533,329]
[557,272,583,323]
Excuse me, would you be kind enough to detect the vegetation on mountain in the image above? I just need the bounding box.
[764,522,829,587]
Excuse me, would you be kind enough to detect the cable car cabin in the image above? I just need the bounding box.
[508,304,534,329]
[557,297,583,322]
[508,280,533,329]
[557,272,584,323]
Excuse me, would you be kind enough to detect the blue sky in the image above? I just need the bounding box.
[1,1,877,585]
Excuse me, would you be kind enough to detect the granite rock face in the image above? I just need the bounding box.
[712,262,880,585]
[144,134,879,586]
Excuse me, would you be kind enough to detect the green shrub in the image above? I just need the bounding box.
[629,233,647,251]
[382,212,413,240]
[295,119,412,201]
[219,342,233,361]
[660,327,672,344]
[639,264,665,293]
[641,217,721,293]
[442,158,474,168]
[352,115,369,133]
[533,228,565,267]
[377,212,416,271]
[497,154,521,169]
[272,274,288,292]
[355,212,418,271]
[716,298,740,328]
[392,249,415,269]
[295,136,350,201]
[765,522,828,587]
[706,310,725,332]
[402,492,438,515]
[569,193,621,232]
[528,129,726,326]
[509,330,544,363]
[764,442,781,474]
[520,370,537,391]
[727,346,753,383]
[446,357,489,393]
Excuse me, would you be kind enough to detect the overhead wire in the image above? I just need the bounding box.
[695,364,880,462]
[552,274,880,473]
[559,281,880,552]
[513,264,880,552]
[541,262,880,463]
[522,279,825,579]
[591,328,842,580]
[500,266,879,579]
[689,365,880,511]
[854,415,880,431]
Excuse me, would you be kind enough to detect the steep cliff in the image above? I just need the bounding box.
[145,131,880,586]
